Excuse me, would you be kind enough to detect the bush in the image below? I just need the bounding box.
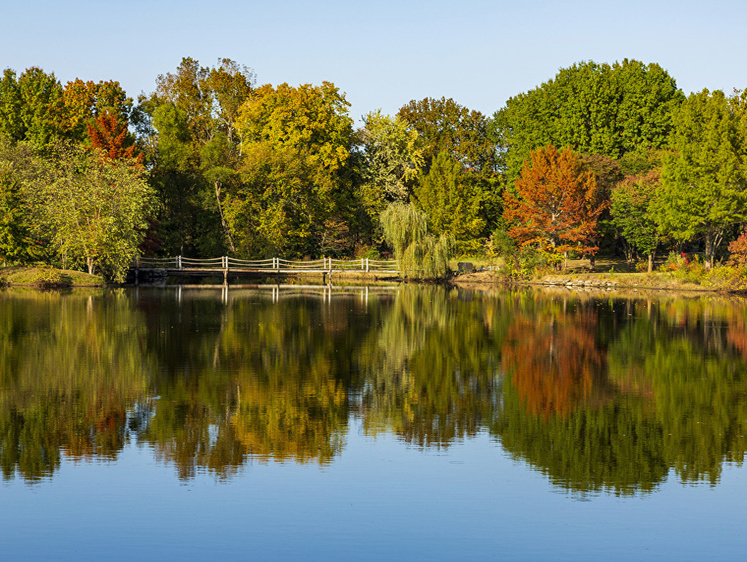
[728,227,747,265]
[500,247,563,279]
[33,267,73,288]
[354,244,381,260]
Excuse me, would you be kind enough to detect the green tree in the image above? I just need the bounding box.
[611,169,662,270]
[493,59,684,183]
[147,57,255,255]
[380,202,453,278]
[0,136,44,263]
[398,97,501,230]
[357,110,423,221]
[0,67,64,147]
[414,150,484,252]
[653,89,747,268]
[23,144,155,281]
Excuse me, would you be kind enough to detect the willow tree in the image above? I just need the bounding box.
[380,202,453,278]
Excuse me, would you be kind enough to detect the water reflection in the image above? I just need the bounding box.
[0,290,152,481]
[1,286,746,494]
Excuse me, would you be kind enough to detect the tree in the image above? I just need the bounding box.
[398,97,501,230]
[414,150,484,252]
[653,89,747,268]
[380,202,453,278]
[504,145,606,259]
[493,59,684,183]
[0,67,64,147]
[611,169,662,271]
[357,110,423,220]
[147,57,255,255]
[0,136,44,263]
[23,144,155,281]
[230,81,356,257]
[61,78,133,144]
[87,112,142,161]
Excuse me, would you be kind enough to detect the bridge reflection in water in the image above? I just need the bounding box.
[135,283,400,305]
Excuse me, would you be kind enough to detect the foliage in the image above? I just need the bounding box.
[485,218,518,261]
[493,59,684,183]
[380,202,453,278]
[22,144,156,282]
[398,96,501,230]
[87,112,141,162]
[728,226,747,265]
[380,202,428,268]
[61,78,134,144]
[0,136,44,263]
[357,110,423,220]
[504,145,606,257]
[610,169,662,270]
[0,67,64,147]
[229,81,356,257]
[414,150,485,252]
[147,57,255,255]
[653,89,747,268]
[401,233,454,279]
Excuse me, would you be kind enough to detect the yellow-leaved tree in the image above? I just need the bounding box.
[228,82,356,257]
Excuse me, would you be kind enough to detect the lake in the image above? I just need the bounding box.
[1,285,746,560]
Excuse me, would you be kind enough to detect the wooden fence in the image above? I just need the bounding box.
[131,256,399,282]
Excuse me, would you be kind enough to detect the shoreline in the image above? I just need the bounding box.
[449,270,747,295]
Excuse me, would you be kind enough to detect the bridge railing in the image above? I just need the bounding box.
[133,256,398,273]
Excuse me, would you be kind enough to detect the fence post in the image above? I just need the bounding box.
[361,258,364,270]
[223,256,228,286]
[177,255,182,270]
[134,255,139,286]
[366,258,369,273]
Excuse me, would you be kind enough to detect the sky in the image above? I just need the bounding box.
[2,0,746,124]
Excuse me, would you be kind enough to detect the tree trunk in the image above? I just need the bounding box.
[704,228,724,269]
[214,181,236,254]
[87,256,95,275]
[648,252,654,273]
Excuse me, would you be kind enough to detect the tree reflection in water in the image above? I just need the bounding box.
[1,287,747,495]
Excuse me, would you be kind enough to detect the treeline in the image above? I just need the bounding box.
[2,57,747,280]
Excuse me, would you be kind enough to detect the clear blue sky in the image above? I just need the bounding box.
[3,0,745,123]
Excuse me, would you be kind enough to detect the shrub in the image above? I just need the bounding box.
[728,227,747,265]
[354,244,381,260]
[33,267,73,289]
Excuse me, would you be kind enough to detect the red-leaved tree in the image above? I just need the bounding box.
[87,112,142,163]
[504,145,607,258]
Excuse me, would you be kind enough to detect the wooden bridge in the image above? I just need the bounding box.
[131,256,399,284]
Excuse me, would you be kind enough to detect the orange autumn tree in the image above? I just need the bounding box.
[87,112,142,163]
[504,145,606,261]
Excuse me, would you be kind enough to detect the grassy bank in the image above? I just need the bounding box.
[450,256,747,293]
[0,266,104,288]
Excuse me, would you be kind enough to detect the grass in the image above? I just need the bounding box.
[0,265,104,287]
[451,254,747,293]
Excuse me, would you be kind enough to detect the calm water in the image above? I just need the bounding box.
[1,285,747,560]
